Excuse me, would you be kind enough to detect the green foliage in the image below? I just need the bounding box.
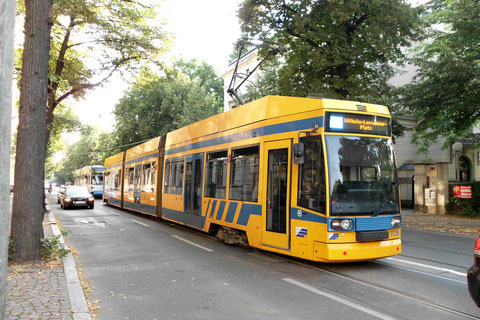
[41,235,70,260]
[400,0,480,152]
[113,59,223,150]
[8,236,15,260]
[238,0,423,102]
[446,182,480,217]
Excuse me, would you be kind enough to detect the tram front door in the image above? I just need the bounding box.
[184,153,203,228]
[262,140,291,250]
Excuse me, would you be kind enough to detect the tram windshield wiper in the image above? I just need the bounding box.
[372,181,399,217]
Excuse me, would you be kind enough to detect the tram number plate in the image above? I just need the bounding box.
[390,229,400,237]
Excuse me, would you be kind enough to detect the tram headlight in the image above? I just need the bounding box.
[391,216,401,228]
[330,219,354,231]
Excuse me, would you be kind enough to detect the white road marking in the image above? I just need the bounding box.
[74,217,105,228]
[130,219,151,228]
[384,257,467,277]
[171,235,213,252]
[283,278,397,320]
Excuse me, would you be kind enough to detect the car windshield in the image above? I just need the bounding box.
[325,135,400,216]
[66,187,91,197]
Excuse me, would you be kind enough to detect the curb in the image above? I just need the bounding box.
[48,211,92,320]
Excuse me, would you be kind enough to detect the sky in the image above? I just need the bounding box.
[72,0,242,134]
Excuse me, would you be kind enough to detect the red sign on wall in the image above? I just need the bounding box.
[453,186,472,199]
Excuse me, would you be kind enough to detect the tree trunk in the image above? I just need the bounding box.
[11,0,53,261]
[0,0,16,316]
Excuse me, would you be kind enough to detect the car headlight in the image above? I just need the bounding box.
[88,196,95,201]
[64,197,72,202]
[391,216,401,228]
[330,219,354,231]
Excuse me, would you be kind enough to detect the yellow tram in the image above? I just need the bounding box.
[103,96,402,262]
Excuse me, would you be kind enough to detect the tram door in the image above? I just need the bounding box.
[184,153,204,228]
[262,140,291,250]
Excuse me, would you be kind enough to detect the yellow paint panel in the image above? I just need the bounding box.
[125,137,161,161]
[218,97,268,132]
[104,152,124,167]
[313,239,401,262]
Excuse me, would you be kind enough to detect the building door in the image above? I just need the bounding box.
[262,140,291,250]
[184,153,204,228]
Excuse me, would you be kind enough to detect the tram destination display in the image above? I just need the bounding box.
[325,112,391,136]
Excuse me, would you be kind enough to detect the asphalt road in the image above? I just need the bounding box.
[49,194,480,320]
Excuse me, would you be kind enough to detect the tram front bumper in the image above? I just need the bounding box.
[313,239,402,262]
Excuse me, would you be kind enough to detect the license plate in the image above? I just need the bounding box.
[74,201,86,205]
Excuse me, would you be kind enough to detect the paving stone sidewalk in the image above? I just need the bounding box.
[6,214,73,320]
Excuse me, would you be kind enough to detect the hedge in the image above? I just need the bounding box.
[445,182,480,217]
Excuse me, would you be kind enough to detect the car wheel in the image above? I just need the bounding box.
[89,204,94,209]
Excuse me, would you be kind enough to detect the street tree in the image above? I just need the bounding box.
[11,0,53,260]
[401,0,480,151]
[238,0,423,103]
[43,0,170,146]
[1,0,16,316]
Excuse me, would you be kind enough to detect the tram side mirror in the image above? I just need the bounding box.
[294,143,305,164]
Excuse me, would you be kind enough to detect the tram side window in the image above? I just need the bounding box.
[164,159,171,193]
[142,163,151,192]
[126,167,134,191]
[204,151,227,199]
[298,135,326,213]
[114,170,120,190]
[170,158,184,195]
[229,146,259,202]
[151,161,157,191]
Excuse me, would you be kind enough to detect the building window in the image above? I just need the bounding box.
[459,156,471,182]
[229,146,259,202]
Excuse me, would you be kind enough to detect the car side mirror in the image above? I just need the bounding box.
[294,143,304,164]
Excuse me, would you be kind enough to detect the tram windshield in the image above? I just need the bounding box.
[92,173,103,185]
[325,135,400,216]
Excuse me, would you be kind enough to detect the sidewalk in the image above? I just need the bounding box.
[6,200,91,320]
[402,208,480,238]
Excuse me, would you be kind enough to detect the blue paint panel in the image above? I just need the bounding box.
[105,163,122,170]
[209,200,217,218]
[109,198,121,207]
[165,116,324,155]
[225,202,238,223]
[355,215,400,231]
[237,203,262,226]
[125,152,159,166]
[163,207,206,229]
[290,207,327,224]
[123,201,157,215]
[216,201,226,221]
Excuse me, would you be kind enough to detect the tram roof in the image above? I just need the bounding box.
[104,151,125,167]
[125,136,163,161]
[165,95,390,147]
